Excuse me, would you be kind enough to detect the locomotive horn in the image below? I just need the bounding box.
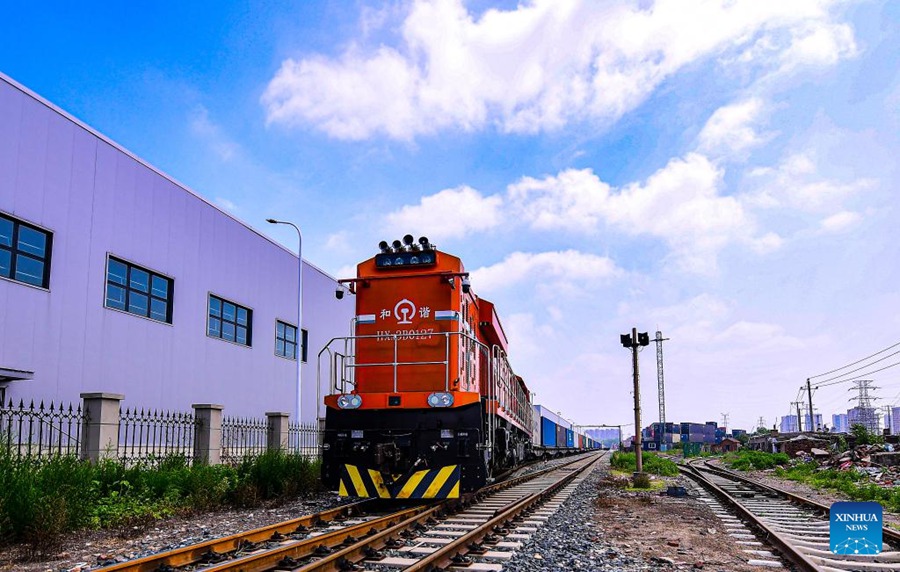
[392,239,403,252]
[378,240,390,253]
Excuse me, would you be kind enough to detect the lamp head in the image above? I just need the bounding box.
[266,218,278,224]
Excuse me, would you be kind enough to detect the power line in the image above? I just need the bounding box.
[813,351,900,385]
[814,360,900,389]
[810,339,900,379]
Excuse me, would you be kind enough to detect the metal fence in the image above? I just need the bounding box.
[0,395,321,464]
[289,421,321,458]
[0,399,83,460]
[221,415,268,464]
[118,407,196,465]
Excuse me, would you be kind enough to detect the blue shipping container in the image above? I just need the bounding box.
[541,417,557,447]
[566,429,574,448]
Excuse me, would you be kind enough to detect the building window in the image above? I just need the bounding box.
[275,320,297,360]
[275,322,307,362]
[208,294,252,346]
[0,213,53,289]
[105,256,173,323]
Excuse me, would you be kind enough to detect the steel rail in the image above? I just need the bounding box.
[104,453,593,572]
[696,460,900,545]
[282,458,596,572]
[683,461,898,572]
[405,451,605,572]
[680,461,822,572]
[94,499,373,572]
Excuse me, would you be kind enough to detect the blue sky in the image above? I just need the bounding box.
[2,0,899,432]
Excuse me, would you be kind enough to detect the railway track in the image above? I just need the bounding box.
[97,452,603,572]
[681,460,900,571]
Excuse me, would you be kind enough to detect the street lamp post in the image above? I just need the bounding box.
[266,219,303,422]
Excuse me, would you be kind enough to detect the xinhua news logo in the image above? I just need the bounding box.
[830,501,882,555]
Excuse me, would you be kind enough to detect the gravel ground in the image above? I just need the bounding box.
[505,456,768,572]
[505,458,665,572]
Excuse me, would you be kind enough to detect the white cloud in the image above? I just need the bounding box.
[508,154,765,274]
[214,197,238,212]
[697,98,772,158]
[190,106,239,161]
[778,22,857,71]
[384,185,503,240]
[745,152,875,213]
[262,0,857,140]
[324,231,353,254]
[819,210,861,233]
[470,250,621,294]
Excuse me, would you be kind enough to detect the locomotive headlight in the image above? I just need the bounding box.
[427,392,454,408]
[337,394,362,409]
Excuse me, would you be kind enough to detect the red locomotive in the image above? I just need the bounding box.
[320,236,533,499]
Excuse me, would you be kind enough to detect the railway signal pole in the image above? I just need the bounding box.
[621,327,650,480]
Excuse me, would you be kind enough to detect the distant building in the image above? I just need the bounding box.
[804,413,824,431]
[892,407,900,435]
[832,413,849,433]
[780,415,799,433]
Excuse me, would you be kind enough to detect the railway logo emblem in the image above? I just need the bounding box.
[394,299,416,324]
[830,501,882,555]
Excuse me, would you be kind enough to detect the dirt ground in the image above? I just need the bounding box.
[592,473,777,572]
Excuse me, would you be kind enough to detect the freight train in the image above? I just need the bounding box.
[318,236,599,500]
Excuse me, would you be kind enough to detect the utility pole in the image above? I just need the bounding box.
[806,378,815,431]
[621,328,650,480]
[791,401,804,432]
[654,331,670,440]
[720,412,730,431]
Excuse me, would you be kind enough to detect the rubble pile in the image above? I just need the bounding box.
[793,442,900,485]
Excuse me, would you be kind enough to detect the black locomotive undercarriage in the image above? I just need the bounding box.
[321,401,532,495]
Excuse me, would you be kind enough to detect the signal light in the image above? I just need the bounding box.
[638,332,650,346]
[620,334,633,348]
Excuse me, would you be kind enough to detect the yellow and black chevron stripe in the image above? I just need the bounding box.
[338,464,460,499]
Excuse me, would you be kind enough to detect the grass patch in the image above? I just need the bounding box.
[775,462,900,513]
[0,449,321,555]
[722,450,790,471]
[610,451,679,477]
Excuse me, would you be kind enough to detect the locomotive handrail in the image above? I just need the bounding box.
[318,331,489,396]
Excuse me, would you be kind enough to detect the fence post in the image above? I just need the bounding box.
[80,392,124,463]
[266,412,290,452]
[192,404,223,465]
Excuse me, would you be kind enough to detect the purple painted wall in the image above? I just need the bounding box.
[0,74,353,420]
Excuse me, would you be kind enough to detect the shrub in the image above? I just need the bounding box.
[610,451,678,477]
[0,451,322,551]
[723,450,790,471]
